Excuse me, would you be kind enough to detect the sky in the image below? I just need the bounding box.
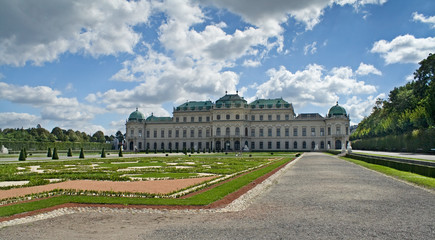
[0,0,434,136]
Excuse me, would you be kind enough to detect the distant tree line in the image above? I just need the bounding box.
[351,53,435,140]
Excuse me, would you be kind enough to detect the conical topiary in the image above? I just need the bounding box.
[79,148,85,159]
[118,148,123,157]
[47,147,52,157]
[52,148,59,160]
[23,148,27,158]
[18,149,26,161]
[67,148,72,157]
[101,148,106,158]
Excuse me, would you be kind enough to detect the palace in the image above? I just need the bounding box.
[125,92,350,152]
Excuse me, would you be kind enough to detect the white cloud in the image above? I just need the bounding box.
[304,41,317,55]
[413,12,435,28]
[243,59,261,67]
[356,62,382,76]
[371,34,435,64]
[342,93,386,124]
[0,0,151,66]
[255,64,377,108]
[0,112,41,129]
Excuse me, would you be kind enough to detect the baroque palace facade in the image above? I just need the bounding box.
[125,93,350,152]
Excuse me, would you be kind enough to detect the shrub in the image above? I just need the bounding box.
[67,148,72,157]
[23,148,27,157]
[52,148,59,160]
[101,148,106,158]
[146,148,149,154]
[18,149,26,161]
[183,148,187,155]
[47,147,52,157]
[79,148,85,159]
[118,148,123,157]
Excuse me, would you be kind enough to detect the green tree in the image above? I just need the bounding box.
[47,148,52,157]
[79,148,85,159]
[92,131,106,143]
[101,148,106,158]
[52,148,59,160]
[18,149,26,161]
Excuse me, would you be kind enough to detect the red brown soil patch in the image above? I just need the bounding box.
[0,176,216,200]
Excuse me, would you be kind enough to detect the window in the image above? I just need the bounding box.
[293,127,298,136]
[146,131,150,138]
[190,129,194,138]
[198,117,202,122]
[153,142,157,150]
[235,127,240,136]
[183,117,187,122]
[198,142,202,150]
[216,127,221,136]
[260,128,264,137]
[131,129,134,136]
[311,128,315,136]
[226,127,230,136]
[251,142,255,150]
[260,115,263,121]
[191,117,194,122]
[183,142,187,149]
[285,114,290,120]
[320,128,325,136]
[336,126,341,135]
[251,128,255,137]
[206,129,210,137]
[168,130,172,138]
[328,127,331,135]
[259,142,264,149]
[236,114,240,120]
[276,141,281,149]
[294,141,298,149]
[285,128,289,137]
[154,130,157,138]
[245,115,248,120]
[206,142,210,149]
[147,143,150,149]
[285,141,289,149]
[206,116,210,122]
[176,117,179,122]
[169,142,172,150]
[302,128,306,136]
[198,129,202,138]
[303,141,306,149]
[276,115,281,121]
[276,128,281,137]
[175,130,179,138]
[251,115,255,121]
[217,115,221,120]
[161,130,165,138]
[139,142,142,150]
[311,141,315,149]
[183,129,187,138]
[226,114,230,120]
[175,142,179,150]
[268,128,272,137]
[190,142,194,150]
[138,130,142,137]
[268,141,272,149]
[161,143,165,150]
[320,141,325,149]
[268,115,272,121]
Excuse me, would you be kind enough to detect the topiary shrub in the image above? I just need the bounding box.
[23,148,27,158]
[52,148,59,160]
[101,148,106,158]
[18,149,26,161]
[67,148,72,157]
[47,147,52,157]
[79,148,85,159]
[118,148,123,157]
[146,148,149,154]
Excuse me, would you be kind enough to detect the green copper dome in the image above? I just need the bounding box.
[328,102,347,117]
[128,108,145,121]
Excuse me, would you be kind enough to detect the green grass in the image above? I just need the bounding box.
[134,172,199,179]
[0,157,292,217]
[342,157,435,189]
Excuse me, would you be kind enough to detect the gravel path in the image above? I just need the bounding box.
[1,152,434,239]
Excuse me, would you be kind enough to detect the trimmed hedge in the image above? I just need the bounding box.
[346,153,434,178]
[0,141,112,152]
[352,128,435,153]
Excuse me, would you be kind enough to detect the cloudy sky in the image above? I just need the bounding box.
[1,0,434,135]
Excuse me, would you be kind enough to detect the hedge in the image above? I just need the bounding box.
[0,141,112,151]
[346,153,434,178]
[352,128,435,153]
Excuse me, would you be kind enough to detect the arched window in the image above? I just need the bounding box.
[226,127,230,136]
[235,127,240,136]
[302,141,306,149]
[216,127,221,136]
[161,142,165,150]
[320,141,325,149]
[226,114,230,120]
[153,142,157,150]
[169,142,172,149]
[311,141,315,149]
[236,114,240,120]
[293,141,297,149]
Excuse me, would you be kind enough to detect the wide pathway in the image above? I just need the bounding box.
[0,153,434,239]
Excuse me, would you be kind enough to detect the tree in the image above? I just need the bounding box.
[101,148,106,158]
[115,131,124,142]
[18,149,26,161]
[47,148,52,157]
[92,131,106,143]
[51,127,64,141]
[52,148,59,160]
[79,148,85,159]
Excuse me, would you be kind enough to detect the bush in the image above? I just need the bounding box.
[18,149,26,161]
[47,147,52,157]
[67,148,72,157]
[101,148,106,158]
[23,148,27,158]
[118,148,123,157]
[79,148,85,159]
[52,148,59,160]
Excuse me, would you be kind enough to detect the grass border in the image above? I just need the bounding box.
[341,156,435,189]
[0,157,293,218]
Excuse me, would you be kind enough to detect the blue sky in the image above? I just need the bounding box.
[0,0,434,136]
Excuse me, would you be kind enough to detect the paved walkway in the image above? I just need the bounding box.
[352,150,435,161]
[0,153,434,239]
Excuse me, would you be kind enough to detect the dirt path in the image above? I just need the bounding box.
[0,176,216,200]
